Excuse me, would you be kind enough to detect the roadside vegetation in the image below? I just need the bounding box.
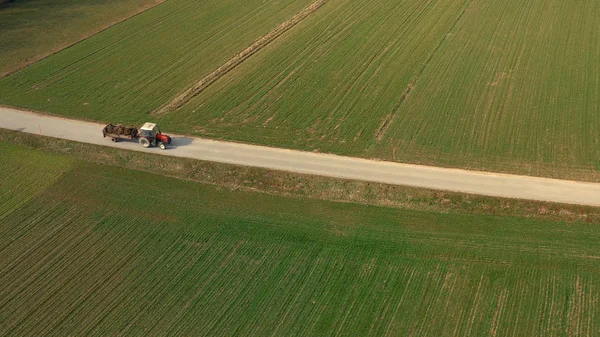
[6,129,600,223]
[0,0,163,77]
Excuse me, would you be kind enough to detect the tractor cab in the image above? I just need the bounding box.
[138,122,171,150]
[139,122,159,138]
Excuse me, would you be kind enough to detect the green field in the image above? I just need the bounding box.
[169,0,469,150]
[0,0,162,77]
[171,0,600,176]
[0,0,313,121]
[1,0,599,179]
[2,143,600,335]
[376,0,600,174]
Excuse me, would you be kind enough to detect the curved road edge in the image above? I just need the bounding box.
[1,106,600,207]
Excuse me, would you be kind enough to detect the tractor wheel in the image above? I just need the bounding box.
[159,142,167,150]
[139,137,150,148]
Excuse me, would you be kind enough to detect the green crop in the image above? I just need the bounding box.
[1,143,600,335]
[0,0,313,122]
[378,0,600,175]
[0,0,160,77]
[171,0,468,153]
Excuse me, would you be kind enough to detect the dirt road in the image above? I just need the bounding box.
[2,106,600,206]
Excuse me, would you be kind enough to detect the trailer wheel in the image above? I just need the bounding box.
[159,142,167,150]
[139,137,150,148]
[111,138,118,143]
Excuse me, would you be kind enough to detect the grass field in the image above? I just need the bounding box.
[168,0,468,151]
[0,0,313,121]
[0,0,162,77]
[2,142,600,335]
[170,0,600,176]
[1,0,599,179]
[375,0,600,174]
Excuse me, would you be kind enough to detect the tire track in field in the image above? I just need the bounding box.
[152,0,329,116]
[375,0,474,141]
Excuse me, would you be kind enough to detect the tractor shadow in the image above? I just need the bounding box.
[169,137,194,149]
[103,136,194,149]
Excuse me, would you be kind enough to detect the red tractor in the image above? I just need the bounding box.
[137,123,171,150]
[103,122,171,150]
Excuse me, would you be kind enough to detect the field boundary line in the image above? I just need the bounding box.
[375,0,473,140]
[152,0,328,116]
[0,0,167,79]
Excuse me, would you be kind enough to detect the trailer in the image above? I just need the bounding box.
[102,122,171,150]
[102,124,138,142]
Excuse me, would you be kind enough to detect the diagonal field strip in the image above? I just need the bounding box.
[152,0,328,116]
[2,106,600,207]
